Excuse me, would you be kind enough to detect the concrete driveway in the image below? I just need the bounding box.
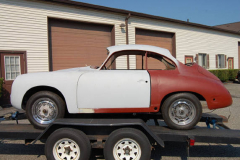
[0,83,240,160]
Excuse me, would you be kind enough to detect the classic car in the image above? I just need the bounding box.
[11,45,232,129]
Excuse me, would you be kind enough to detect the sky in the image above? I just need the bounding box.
[75,0,240,26]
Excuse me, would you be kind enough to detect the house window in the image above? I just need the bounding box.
[228,57,234,69]
[185,56,193,64]
[4,56,21,80]
[198,53,207,68]
[217,54,225,68]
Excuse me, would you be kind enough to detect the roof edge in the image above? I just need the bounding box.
[215,21,240,27]
[37,0,240,35]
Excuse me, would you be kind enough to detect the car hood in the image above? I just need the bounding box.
[14,66,97,83]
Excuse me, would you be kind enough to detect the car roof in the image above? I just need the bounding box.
[107,44,179,65]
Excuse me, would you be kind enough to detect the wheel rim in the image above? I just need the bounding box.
[169,99,196,126]
[53,138,80,160]
[113,138,141,160]
[32,98,58,125]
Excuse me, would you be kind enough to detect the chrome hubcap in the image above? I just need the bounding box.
[53,138,80,160]
[113,138,141,160]
[32,98,58,125]
[169,99,196,125]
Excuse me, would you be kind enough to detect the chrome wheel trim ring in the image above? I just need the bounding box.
[169,99,196,126]
[32,98,58,125]
[53,138,80,160]
[113,138,141,160]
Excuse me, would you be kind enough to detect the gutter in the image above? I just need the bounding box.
[37,0,240,36]
[125,13,131,69]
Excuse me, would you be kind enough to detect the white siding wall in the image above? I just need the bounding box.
[129,17,240,69]
[0,0,240,72]
[0,0,127,72]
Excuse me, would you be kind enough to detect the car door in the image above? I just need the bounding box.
[77,70,150,109]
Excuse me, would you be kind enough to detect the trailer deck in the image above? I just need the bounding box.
[0,113,240,146]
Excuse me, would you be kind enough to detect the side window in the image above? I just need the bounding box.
[102,51,146,70]
[136,54,146,70]
[147,53,175,70]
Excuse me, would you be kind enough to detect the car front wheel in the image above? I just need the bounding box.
[26,91,65,129]
[161,93,202,130]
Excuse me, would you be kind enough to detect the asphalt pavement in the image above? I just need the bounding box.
[0,82,240,160]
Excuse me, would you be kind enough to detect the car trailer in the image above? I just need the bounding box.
[1,113,240,160]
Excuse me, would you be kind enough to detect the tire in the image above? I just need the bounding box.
[161,93,202,130]
[45,128,91,160]
[26,91,65,129]
[104,128,151,160]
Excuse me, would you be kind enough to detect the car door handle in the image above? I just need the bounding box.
[138,79,148,83]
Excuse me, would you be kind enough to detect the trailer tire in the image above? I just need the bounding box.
[161,93,202,130]
[104,128,151,160]
[45,128,91,160]
[26,91,65,129]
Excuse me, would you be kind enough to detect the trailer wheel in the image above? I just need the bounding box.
[26,91,65,129]
[104,128,151,160]
[45,128,91,160]
[161,93,202,130]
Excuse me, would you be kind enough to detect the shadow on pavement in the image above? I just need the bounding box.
[0,141,240,160]
[152,142,240,160]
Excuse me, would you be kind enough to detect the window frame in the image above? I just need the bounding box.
[100,50,177,71]
[4,55,22,81]
[185,55,193,64]
[198,53,207,68]
[228,57,234,69]
[217,54,225,68]
[0,51,27,82]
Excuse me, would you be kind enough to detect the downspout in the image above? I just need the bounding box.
[125,13,131,69]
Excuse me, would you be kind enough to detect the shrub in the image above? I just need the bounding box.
[0,78,3,98]
[208,69,239,82]
[228,69,239,81]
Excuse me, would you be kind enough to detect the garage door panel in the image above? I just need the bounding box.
[50,19,112,32]
[52,39,111,46]
[136,29,174,54]
[51,30,111,37]
[136,29,174,69]
[49,19,113,71]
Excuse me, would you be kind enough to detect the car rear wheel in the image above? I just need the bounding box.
[161,93,202,130]
[26,91,65,129]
